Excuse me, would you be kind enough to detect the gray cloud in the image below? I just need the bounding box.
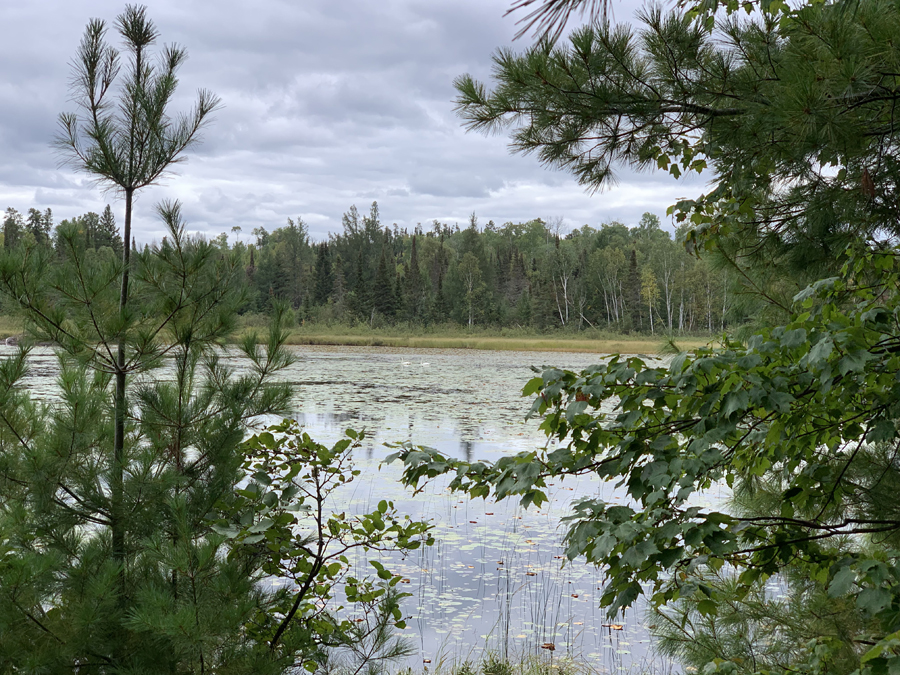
[0,0,703,245]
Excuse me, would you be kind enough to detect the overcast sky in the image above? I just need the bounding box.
[0,0,702,243]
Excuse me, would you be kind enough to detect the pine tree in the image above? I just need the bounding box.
[0,204,296,672]
[53,8,221,629]
[0,7,308,672]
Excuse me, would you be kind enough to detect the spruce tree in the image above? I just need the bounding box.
[350,250,372,321]
[97,204,123,253]
[432,272,448,323]
[313,242,333,305]
[373,247,397,318]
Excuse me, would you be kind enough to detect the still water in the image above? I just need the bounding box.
[7,344,672,672]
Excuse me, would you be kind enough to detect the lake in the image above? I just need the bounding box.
[5,344,673,673]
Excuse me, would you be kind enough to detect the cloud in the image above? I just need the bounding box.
[0,0,698,244]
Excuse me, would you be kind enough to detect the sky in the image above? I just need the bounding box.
[0,0,703,244]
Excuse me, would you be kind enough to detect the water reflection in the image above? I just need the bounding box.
[2,344,671,673]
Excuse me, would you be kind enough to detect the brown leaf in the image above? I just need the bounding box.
[862,167,876,199]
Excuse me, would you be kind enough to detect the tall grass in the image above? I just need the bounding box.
[236,315,713,354]
[0,315,22,339]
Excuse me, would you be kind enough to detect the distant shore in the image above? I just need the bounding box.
[0,316,713,355]
[278,331,710,354]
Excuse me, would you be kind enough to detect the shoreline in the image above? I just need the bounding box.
[0,323,713,355]
[278,332,711,354]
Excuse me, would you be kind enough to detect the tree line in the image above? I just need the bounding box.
[4,201,740,334]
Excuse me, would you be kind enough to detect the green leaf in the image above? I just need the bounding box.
[858,588,892,615]
[523,377,544,396]
[828,566,855,597]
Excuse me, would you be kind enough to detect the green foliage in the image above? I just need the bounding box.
[455,0,900,325]
[0,5,429,672]
[214,419,434,670]
[55,5,221,199]
[388,246,900,675]
[0,208,296,672]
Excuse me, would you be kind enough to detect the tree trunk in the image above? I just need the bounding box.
[113,188,132,644]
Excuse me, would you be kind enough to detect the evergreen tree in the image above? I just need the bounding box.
[0,7,303,671]
[53,8,221,623]
[350,250,372,321]
[26,207,52,245]
[272,218,309,308]
[96,204,123,253]
[0,203,299,672]
[313,242,333,305]
[431,272,448,323]
[3,208,22,249]
[403,235,425,321]
[373,247,397,318]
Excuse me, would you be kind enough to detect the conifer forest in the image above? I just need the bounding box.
[2,202,736,335]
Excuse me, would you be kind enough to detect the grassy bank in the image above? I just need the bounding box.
[259,321,713,354]
[279,333,710,353]
[0,313,713,354]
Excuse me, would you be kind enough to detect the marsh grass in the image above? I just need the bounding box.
[0,315,23,339]
[235,316,712,354]
[0,311,713,353]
